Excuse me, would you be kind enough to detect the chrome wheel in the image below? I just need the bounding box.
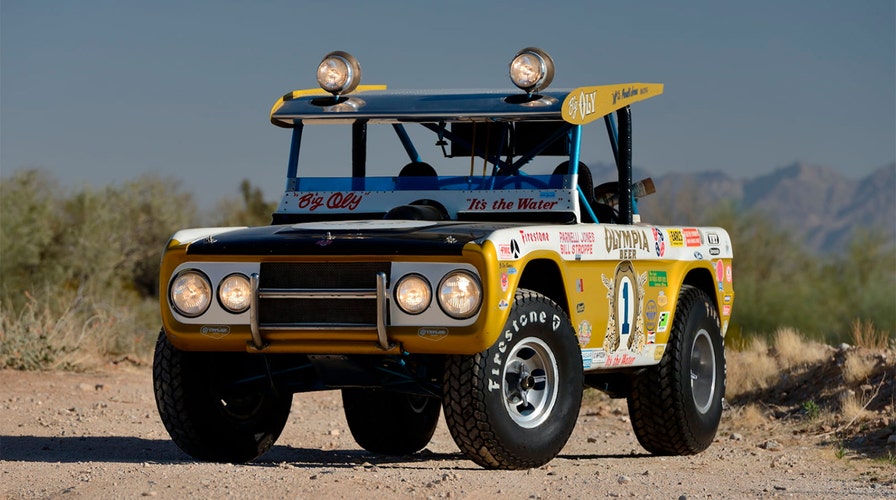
[690,328,717,415]
[501,337,558,428]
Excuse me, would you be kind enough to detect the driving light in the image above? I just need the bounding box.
[170,270,211,317]
[394,274,432,315]
[218,273,251,313]
[509,47,554,94]
[317,51,362,96]
[438,271,482,319]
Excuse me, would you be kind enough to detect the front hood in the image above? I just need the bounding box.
[185,220,521,256]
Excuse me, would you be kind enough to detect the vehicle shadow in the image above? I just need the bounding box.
[1,435,653,467]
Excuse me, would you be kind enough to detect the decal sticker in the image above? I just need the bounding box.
[605,352,637,367]
[498,243,512,260]
[465,197,560,211]
[722,305,732,316]
[582,349,593,369]
[295,191,364,211]
[604,227,651,260]
[724,294,732,303]
[200,326,230,339]
[510,240,521,259]
[715,259,725,283]
[644,300,658,331]
[694,251,704,260]
[683,228,702,246]
[707,232,720,245]
[498,299,509,311]
[519,230,550,244]
[648,270,667,287]
[656,311,670,333]
[647,331,656,344]
[654,345,666,361]
[559,230,596,257]
[668,229,684,247]
[500,272,509,292]
[418,327,448,341]
[601,261,648,354]
[577,320,592,347]
[653,228,666,257]
[576,278,585,293]
[726,265,733,283]
[709,247,721,256]
[576,302,585,313]
[657,290,668,307]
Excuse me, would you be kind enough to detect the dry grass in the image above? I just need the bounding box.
[843,350,877,384]
[726,336,777,398]
[773,326,830,370]
[850,319,891,350]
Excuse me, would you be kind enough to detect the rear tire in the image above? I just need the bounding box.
[153,329,292,463]
[342,389,441,455]
[627,286,725,455]
[443,289,583,469]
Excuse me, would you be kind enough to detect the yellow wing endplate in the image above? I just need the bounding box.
[562,83,663,125]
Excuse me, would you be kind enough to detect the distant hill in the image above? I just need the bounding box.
[592,162,896,254]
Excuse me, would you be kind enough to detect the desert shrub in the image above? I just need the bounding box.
[772,327,830,370]
[1,170,197,369]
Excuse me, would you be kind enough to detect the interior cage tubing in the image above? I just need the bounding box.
[393,123,422,163]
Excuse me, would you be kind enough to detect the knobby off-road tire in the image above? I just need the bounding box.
[342,389,441,455]
[627,285,725,455]
[153,329,293,463]
[443,289,583,470]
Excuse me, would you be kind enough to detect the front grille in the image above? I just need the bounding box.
[258,262,390,328]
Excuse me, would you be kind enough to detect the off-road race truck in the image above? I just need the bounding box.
[153,48,735,470]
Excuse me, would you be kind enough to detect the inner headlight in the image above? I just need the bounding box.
[218,273,251,313]
[509,47,554,94]
[438,271,482,319]
[394,274,432,315]
[317,51,362,96]
[170,270,211,318]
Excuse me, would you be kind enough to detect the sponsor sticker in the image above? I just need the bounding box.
[668,229,684,247]
[577,320,592,347]
[200,326,230,339]
[418,327,448,341]
[657,311,670,333]
[498,299,509,311]
[648,270,668,287]
[644,299,658,330]
[683,228,702,246]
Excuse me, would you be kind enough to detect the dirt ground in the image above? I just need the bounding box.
[1,361,893,499]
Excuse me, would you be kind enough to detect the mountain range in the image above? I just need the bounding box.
[588,161,895,255]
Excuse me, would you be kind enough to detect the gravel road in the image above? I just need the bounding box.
[1,366,892,499]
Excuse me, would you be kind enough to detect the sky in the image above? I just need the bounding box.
[2,1,894,207]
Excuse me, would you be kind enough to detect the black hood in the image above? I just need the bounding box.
[186,220,520,256]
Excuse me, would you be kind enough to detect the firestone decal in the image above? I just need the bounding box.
[488,310,559,392]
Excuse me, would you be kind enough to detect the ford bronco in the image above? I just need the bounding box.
[153,48,735,470]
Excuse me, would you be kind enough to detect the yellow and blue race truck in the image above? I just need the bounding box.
[153,48,734,470]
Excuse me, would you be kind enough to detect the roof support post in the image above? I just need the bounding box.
[616,106,633,225]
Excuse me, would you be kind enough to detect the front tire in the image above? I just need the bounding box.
[627,285,725,455]
[443,290,583,469]
[342,389,441,455]
[153,329,293,463]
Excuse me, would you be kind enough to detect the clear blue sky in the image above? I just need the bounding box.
[2,1,894,207]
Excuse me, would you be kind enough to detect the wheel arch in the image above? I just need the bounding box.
[682,267,718,315]
[517,258,569,316]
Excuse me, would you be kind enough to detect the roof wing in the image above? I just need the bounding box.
[269,83,663,128]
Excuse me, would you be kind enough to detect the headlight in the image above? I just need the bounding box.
[317,51,362,96]
[218,273,251,313]
[394,274,432,315]
[438,271,482,319]
[170,270,211,317]
[509,47,554,94]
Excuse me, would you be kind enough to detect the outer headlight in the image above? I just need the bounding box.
[170,270,211,318]
[394,274,432,315]
[317,51,362,96]
[438,271,482,319]
[509,47,554,94]
[218,273,251,313]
